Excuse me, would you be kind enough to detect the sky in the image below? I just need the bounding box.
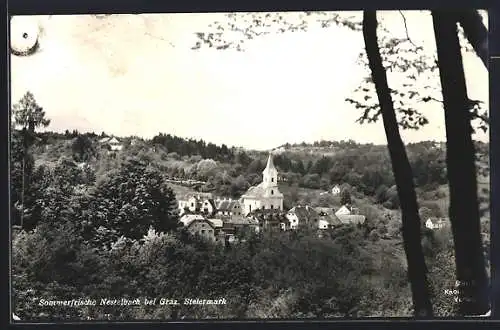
[10,11,489,151]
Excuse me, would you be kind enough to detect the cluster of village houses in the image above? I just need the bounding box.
[177,154,367,243]
[97,138,448,238]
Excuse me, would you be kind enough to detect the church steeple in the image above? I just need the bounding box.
[262,153,278,188]
[265,153,276,172]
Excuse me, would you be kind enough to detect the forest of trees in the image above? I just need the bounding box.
[10,90,490,320]
[21,123,486,205]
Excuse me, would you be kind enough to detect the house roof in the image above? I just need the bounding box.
[186,219,215,230]
[222,222,236,230]
[201,198,216,209]
[217,200,241,212]
[335,205,352,216]
[229,215,259,225]
[315,207,335,216]
[287,205,318,221]
[180,193,214,202]
[242,182,283,199]
[207,218,223,228]
[108,137,121,144]
[251,208,284,216]
[319,213,342,226]
[280,218,292,225]
[242,182,266,198]
[426,217,448,225]
[336,214,366,225]
[99,136,121,144]
[180,214,205,226]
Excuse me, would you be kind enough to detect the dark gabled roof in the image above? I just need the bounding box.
[315,207,335,216]
[218,200,242,212]
[222,222,236,229]
[229,215,259,225]
[288,205,318,221]
[201,198,216,209]
[280,218,292,225]
[182,193,214,202]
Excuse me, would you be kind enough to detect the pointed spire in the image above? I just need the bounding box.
[265,153,276,171]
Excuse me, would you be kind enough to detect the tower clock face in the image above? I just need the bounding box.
[10,17,39,56]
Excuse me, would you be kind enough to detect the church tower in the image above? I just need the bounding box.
[262,153,278,195]
[241,152,283,214]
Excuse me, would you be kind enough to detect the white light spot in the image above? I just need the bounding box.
[11,16,39,55]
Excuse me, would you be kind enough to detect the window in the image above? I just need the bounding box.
[191,203,194,207]
[271,178,274,182]
[271,205,274,209]
[271,190,274,195]
[201,230,205,233]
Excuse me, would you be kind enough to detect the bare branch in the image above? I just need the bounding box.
[398,11,419,50]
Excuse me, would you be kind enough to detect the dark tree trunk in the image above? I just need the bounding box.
[362,11,433,317]
[432,11,489,315]
[457,10,488,69]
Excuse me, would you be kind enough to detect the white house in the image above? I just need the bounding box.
[318,218,330,230]
[99,136,123,152]
[425,218,447,230]
[331,185,341,196]
[425,219,435,229]
[335,205,351,216]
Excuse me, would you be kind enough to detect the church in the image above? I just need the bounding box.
[241,154,284,215]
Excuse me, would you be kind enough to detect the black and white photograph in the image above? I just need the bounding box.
[10,10,490,321]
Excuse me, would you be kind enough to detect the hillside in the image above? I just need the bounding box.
[11,129,491,319]
[24,131,490,215]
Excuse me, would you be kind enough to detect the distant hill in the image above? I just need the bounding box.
[21,130,489,213]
